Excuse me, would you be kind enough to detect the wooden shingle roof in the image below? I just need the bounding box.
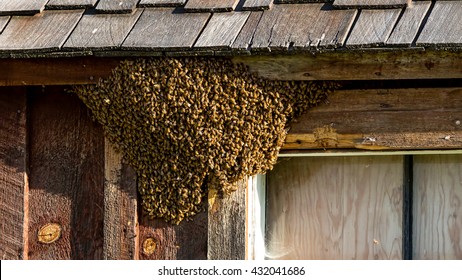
[0,0,461,58]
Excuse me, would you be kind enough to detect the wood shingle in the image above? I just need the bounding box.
[122,8,210,50]
[242,0,273,11]
[138,0,187,7]
[0,0,48,16]
[417,1,462,47]
[386,1,431,46]
[0,10,83,53]
[95,0,139,13]
[195,12,251,49]
[251,4,356,51]
[46,0,98,9]
[346,9,401,47]
[184,0,240,12]
[0,17,9,34]
[63,10,143,50]
[333,0,408,9]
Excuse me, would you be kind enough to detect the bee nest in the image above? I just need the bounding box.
[73,57,337,224]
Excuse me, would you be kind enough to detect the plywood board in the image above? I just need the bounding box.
[64,10,143,50]
[0,0,48,16]
[95,0,139,13]
[195,12,250,49]
[0,88,27,260]
[252,4,356,50]
[266,156,403,259]
[27,88,105,259]
[413,155,462,259]
[123,8,210,50]
[184,0,240,12]
[416,1,462,46]
[386,1,432,46]
[103,141,138,260]
[346,9,401,47]
[0,10,83,52]
[333,0,408,8]
[46,0,98,9]
[242,0,273,11]
[139,0,187,7]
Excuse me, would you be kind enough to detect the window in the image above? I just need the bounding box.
[248,152,462,260]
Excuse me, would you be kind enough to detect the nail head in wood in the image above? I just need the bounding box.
[143,238,157,255]
[38,223,62,244]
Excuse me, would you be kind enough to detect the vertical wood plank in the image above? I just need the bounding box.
[413,155,462,260]
[266,156,403,260]
[0,87,27,260]
[103,140,138,259]
[139,202,208,259]
[27,87,105,259]
[266,157,344,259]
[208,179,246,260]
[342,156,403,260]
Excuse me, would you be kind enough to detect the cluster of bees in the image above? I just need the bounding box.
[74,57,337,224]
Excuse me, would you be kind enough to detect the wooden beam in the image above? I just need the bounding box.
[234,49,462,81]
[27,87,105,259]
[283,87,462,150]
[103,140,138,260]
[0,57,120,86]
[0,87,27,260]
[1,49,462,86]
[208,179,246,260]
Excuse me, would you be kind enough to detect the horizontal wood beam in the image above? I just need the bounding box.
[1,49,462,86]
[282,87,462,150]
[0,57,120,86]
[234,49,462,81]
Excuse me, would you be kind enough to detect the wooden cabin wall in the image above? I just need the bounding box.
[0,86,246,260]
[2,81,462,260]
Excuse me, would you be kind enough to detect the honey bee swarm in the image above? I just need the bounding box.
[73,57,337,224]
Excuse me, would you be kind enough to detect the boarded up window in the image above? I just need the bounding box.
[265,154,462,260]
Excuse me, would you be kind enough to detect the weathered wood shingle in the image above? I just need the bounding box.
[231,11,263,51]
[123,8,210,50]
[0,0,48,16]
[0,10,83,53]
[64,10,143,50]
[195,12,251,49]
[386,1,431,46]
[184,0,240,12]
[0,17,9,34]
[251,4,356,51]
[138,0,187,7]
[46,0,98,9]
[95,0,139,13]
[333,0,408,9]
[242,0,273,11]
[416,1,462,47]
[346,9,401,48]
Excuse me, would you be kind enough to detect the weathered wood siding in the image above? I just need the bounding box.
[0,86,246,260]
[0,87,27,260]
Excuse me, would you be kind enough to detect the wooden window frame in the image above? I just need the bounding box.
[247,149,462,260]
